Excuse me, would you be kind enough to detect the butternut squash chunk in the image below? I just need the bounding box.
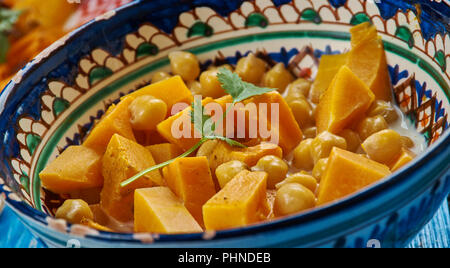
[146,143,183,164]
[101,134,163,222]
[349,22,377,47]
[162,157,216,226]
[230,142,283,167]
[310,53,349,103]
[134,130,168,147]
[158,92,302,154]
[39,146,103,194]
[83,96,136,153]
[347,23,392,101]
[128,76,193,116]
[206,141,283,173]
[67,187,102,205]
[157,97,216,151]
[316,66,375,134]
[207,141,235,172]
[317,147,391,205]
[248,92,303,154]
[390,148,416,172]
[134,187,203,234]
[203,170,268,230]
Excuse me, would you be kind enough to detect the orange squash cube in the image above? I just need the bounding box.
[39,146,103,194]
[101,134,163,222]
[134,130,168,147]
[347,23,392,101]
[134,187,203,234]
[317,147,391,206]
[205,141,283,173]
[316,66,375,134]
[158,92,302,154]
[162,157,216,226]
[128,76,193,116]
[157,98,217,151]
[83,96,136,153]
[349,22,377,47]
[390,148,416,172]
[248,92,303,154]
[203,170,268,230]
[231,142,283,167]
[310,53,349,103]
[146,143,183,164]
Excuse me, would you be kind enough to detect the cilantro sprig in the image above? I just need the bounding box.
[190,96,246,148]
[120,67,275,188]
[217,68,273,104]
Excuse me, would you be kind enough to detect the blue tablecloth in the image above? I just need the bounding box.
[1,200,449,248]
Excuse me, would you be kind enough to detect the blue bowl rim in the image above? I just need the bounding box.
[0,0,449,245]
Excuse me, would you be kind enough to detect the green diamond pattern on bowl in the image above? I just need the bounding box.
[434,50,446,72]
[53,98,70,117]
[395,26,415,49]
[188,21,214,37]
[136,43,159,58]
[89,66,114,85]
[245,13,269,28]
[20,174,30,195]
[26,134,41,155]
[350,13,371,25]
[301,9,322,24]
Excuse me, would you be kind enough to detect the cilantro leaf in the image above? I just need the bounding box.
[190,98,215,137]
[217,67,274,103]
[189,97,245,148]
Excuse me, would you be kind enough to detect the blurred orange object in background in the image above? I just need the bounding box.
[0,0,133,91]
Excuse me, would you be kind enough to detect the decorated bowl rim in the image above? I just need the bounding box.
[0,0,449,245]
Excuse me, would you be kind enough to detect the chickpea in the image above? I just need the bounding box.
[199,69,226,98]
[152,71,171,83]
[276,173,317,193]
[216,161,249,188]
[274,183,316,216]
[368,100,399,123]
[312,158,329,182]
[362,129,402,165]
[303,127,317,139]
[129,95,168,131]
[339,129,362,153]
[311,131,347,164]
[187,80,203,96]
[252,155,289,189]
[235,53,267,84]
[293,139,314,171]
[356,115,389,141]
[169,51,200,81]
[401,136,415,148]
[285,78,312,102]
[55,199,94,224]
[209,64,233,72]
[263,63,295,93]
[311,105,318,119]
[289,98,313,129]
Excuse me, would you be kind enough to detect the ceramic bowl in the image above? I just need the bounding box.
[0,0,449,248]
